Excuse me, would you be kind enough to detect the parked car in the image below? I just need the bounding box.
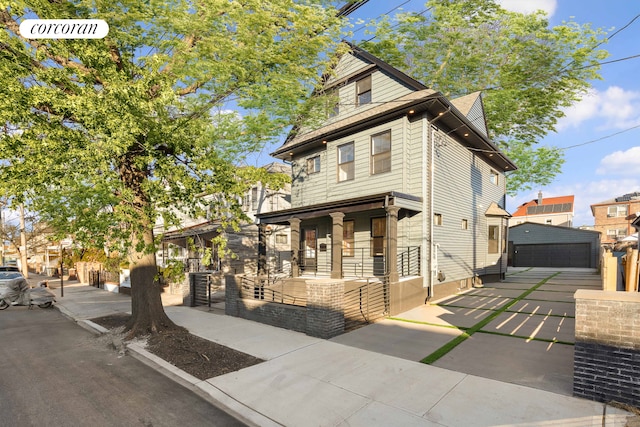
[0,266,20,272]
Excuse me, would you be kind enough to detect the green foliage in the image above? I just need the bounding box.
[0,0,344,257]
[362,0,608,194]
[158,259,185,285]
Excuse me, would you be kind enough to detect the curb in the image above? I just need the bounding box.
[127,343,281,427]
[57,303,280,427]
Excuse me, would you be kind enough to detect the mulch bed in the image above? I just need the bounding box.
[90,314,264,380]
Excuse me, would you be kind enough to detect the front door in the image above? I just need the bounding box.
[302,229,317,273]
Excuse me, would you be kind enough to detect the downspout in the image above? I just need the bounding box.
[425,106,450,299]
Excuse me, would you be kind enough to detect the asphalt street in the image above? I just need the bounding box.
[0,306,245,427]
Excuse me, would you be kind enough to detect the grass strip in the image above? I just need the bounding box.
[420,271,562,364]
[475,330,574,346]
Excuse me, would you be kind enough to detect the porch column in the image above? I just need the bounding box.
[257,223,267,275]
[386,206,400,283]
[289,218,301,277]
[330,212,345,279]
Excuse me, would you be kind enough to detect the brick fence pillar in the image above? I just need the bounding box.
[306,279,344,339]
[225,275,240,316]
[574,289,640,407]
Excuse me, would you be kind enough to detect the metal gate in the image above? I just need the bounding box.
[343,277,389,331]
[189,272,221,307]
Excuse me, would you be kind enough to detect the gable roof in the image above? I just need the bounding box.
[323,41,428,92]
[485,202,511,217]
[512,195,574,217]
[450,92,488,138]
[272,44,516,173]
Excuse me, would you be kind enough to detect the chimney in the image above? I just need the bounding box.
[537,191,543,205]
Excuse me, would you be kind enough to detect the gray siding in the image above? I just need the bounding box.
[325,57,415,126]
[292,118,413,207]
[466,96,488,137]
[431,126,507,282]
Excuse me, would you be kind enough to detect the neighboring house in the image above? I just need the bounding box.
[256,43,516,311]
[508,222,600,268]
[590,191,640,244]
[156,162,291,275]
[511,192,574,227]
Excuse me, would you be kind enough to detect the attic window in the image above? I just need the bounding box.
[356,75,372,106]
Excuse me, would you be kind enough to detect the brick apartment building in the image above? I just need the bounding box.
[590,191,640,244]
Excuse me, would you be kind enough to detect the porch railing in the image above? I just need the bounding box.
[343,276,389,331]
[239,275,307,307]
[272,246,421,279]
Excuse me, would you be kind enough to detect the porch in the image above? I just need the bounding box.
[256,191,425,283]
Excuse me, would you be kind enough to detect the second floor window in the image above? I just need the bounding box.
[337,142,354,182]
[356,75,371,106]
[307,155,320,174]
[607,205,627,217]
[371,130,391,174]
[490,170,499,185]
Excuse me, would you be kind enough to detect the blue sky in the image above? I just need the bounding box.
[256,0,640,227]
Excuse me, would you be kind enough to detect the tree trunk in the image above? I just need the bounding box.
[119,150,181,338]
[125,225,180,338]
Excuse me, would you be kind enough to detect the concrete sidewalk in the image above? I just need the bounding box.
[48,275,634,426]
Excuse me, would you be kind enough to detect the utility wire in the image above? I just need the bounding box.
[560,124,640,150]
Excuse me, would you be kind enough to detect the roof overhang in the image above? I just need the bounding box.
[161,222,220,242]
[257,191,422,224]
[273,91,516,173]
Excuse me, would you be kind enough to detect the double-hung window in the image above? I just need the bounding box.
[307,155,320,174]
[371,130,391,174]
[337,142,354,182]
[488,225,499,254]
[356,75,372,106]
[607,205,627,217]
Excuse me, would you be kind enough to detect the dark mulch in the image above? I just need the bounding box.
[90,314,264,380]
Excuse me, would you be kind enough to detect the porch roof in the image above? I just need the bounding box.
[161,221,220,242]
[256,191,422,224]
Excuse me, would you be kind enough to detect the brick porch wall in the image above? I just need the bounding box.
[225,276,345,338]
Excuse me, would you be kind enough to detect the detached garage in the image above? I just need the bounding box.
[508,222,601,268]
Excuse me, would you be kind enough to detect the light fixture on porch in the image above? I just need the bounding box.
[408,109,415,115]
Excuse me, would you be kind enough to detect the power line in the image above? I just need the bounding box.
[560,123,640,150]
[352,0,414,34]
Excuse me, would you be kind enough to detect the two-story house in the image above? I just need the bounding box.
[511,192,574,227]
[157,162,291,275]
[256,44,516,313]
[591,191,640,244]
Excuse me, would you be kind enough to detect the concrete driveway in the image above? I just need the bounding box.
[330,267,601,396]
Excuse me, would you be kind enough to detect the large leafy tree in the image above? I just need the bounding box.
[0,0,344,336]
[361,0,608,194]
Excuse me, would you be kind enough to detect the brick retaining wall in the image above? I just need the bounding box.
[574,290,640,406]
[225,276,345,338]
